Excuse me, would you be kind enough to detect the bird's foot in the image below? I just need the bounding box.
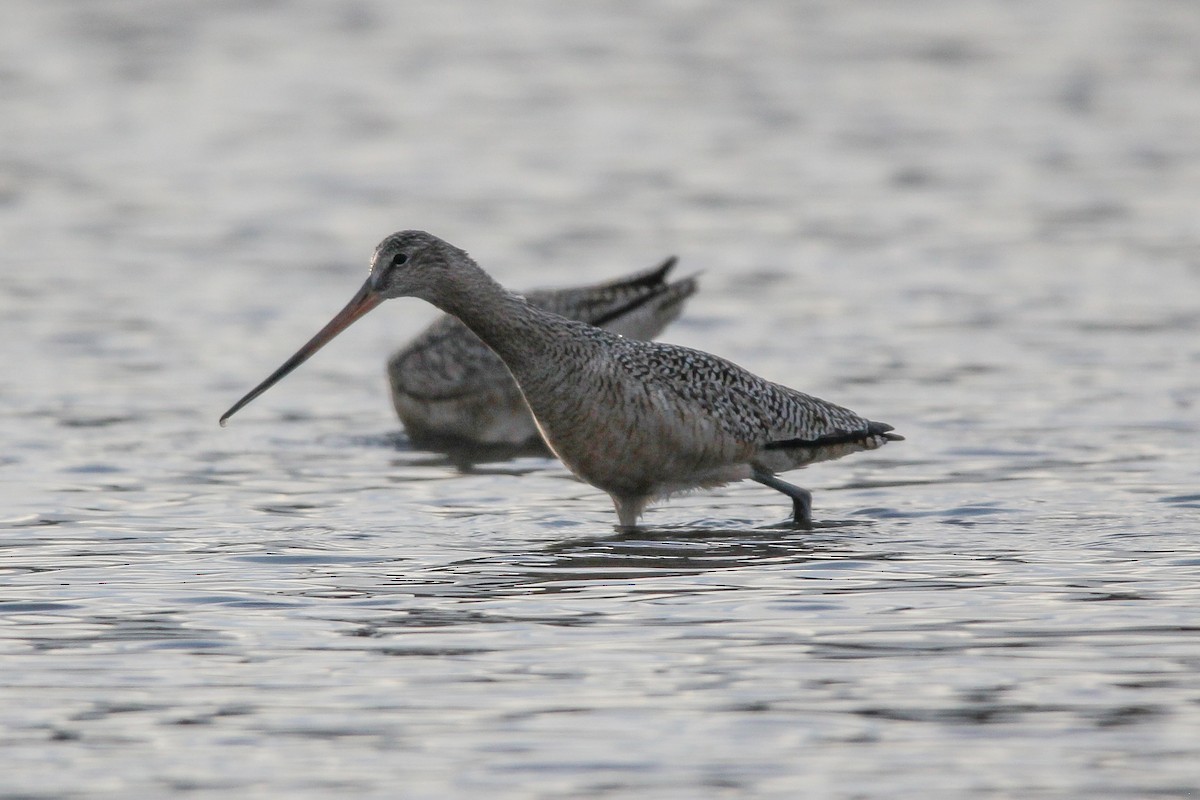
[751,469,814,530]
[790,491,813,530]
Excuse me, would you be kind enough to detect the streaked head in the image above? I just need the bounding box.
[365,230,471,304]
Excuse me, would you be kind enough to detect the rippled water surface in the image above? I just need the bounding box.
[3,1,1200,797]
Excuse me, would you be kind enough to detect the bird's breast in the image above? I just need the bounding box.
[520,363,755,496]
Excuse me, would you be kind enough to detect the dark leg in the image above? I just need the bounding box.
[751,469,813,529]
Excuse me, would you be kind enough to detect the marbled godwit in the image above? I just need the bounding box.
[388,257,697,452]
[220,231,902,528]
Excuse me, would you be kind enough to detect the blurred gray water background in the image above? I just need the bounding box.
[2,1,1199,797]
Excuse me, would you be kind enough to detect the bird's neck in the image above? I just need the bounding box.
[432,265,569,369]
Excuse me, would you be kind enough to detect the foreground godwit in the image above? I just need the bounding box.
[220,231,902,528]
[388,257,696,451]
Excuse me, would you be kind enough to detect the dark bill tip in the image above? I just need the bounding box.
[218,281,383,426]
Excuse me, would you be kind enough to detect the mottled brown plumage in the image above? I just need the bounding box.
[220,230,902,527]
[387,257,697,451]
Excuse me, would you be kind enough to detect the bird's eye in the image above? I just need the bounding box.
[390,253,408,268]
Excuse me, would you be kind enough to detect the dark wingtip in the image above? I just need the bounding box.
[643,255,678,284]
[591,256,680,296]
[868,420,903,441]
[764,420,904,451]
[590,262,696,328]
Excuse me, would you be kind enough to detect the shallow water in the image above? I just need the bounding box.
[3,1,1200,797]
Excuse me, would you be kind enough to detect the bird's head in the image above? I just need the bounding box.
[365,230,472,304]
